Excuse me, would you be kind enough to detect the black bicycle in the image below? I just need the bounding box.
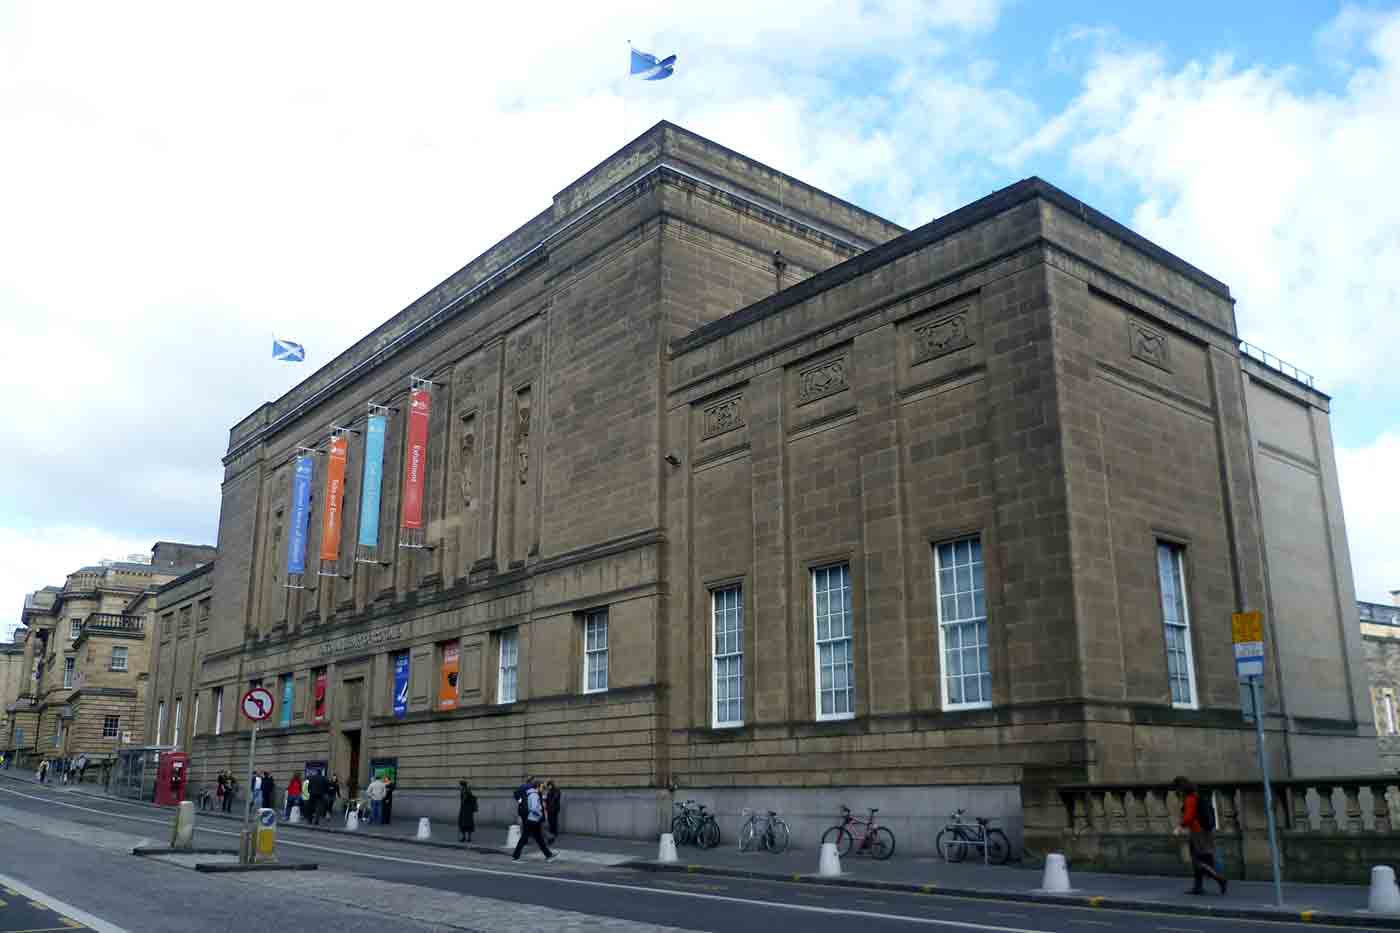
[935,809,1009,864]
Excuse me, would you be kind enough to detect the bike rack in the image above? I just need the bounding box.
[942,817,994,864]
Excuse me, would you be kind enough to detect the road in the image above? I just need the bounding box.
[0,779,1374,932]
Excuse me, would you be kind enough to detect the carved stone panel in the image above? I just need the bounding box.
[911,309,974,364]
[1129,321,1172,372]
[702,395,744,439]
[797,356,848,406]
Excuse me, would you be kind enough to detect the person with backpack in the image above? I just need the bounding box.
[1173,776,1226,895]
[511,777,556,862]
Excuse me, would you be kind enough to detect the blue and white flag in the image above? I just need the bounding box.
[272,337,306,362]
[629,46,676,81]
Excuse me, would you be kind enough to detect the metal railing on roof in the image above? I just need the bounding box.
[1240,341,1315,389]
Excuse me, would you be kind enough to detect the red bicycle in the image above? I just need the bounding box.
[821,806,895,860]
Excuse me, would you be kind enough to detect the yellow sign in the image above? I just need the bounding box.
[1232,611,1263,644]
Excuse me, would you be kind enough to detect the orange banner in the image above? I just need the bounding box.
[319,435,348,562]
[439,643,459,710]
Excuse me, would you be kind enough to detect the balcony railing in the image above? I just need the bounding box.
[79,613,145,636]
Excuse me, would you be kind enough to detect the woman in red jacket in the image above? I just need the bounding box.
[1173,776,1226,895]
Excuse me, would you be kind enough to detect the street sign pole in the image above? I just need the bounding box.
[240,724,257,864]
[1249,675,1283,908]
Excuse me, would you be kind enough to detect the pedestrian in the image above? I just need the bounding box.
[1173,776,1227,895]
[249,771,261,813]
[383,776,395,825]
[307,769,328,825]
[37,759,48,783]
[511,778,556,863]
[261,771,276,812]
[224,773,237,813]
[457,779,477,843]
[328,773,342,816]
[366,774,387,825]
[545,781,561,843]
[215,772,225,810]
[285,771,303,820]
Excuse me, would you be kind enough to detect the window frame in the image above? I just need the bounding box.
[156,700,165,744]
[213,687,223,736]
[192,692,201,737]
[498,628,519,705]
[110,645,129,672]
[102,715,119,739]
[173,696,183,746]
[582,609,609,695]
[70,618,81,641]
[63,656,75,689]
[811,562,856,722]
[710,585,745,728]
[934,536,993,712]
[1156,541,1199,710]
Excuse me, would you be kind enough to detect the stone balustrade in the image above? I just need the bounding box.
[1023,776,1400,884]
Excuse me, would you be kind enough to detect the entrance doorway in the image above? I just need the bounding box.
[340,729,360,800]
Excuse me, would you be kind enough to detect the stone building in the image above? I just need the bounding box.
[142,562,215,754]
[0,630,27,749]
[1361,592,1400,770]
[6,543,215,770]
[169,123,1372,851]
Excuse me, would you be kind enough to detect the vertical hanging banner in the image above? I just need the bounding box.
[400,386,431,548]
[312,670,328,723]
[318,434,349,576]
[393,653,410,719]
[438,643,459,710]
[286,455,314,581]
[356,411,387,562]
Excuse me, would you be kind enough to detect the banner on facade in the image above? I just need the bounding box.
[312,669,327,723]
[400,387,431,548]
[286,455,314,580]
[281,675,294,726]
[438,643,459,710]
[393,652,409,719]
[356,411,387,562]
[318,434,348,576]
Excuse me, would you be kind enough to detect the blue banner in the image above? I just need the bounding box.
[358,414,387,549]
[393,653,409,718]
[287,455,313,575]
[281,674,294,726]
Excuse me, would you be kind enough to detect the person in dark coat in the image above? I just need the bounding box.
[382,777,395,824]
[307,771,328,825]
[261,771,276,811]
[545,781,561,843]
[458,779,478,843]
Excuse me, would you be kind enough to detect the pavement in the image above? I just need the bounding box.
[3,768,1396,929]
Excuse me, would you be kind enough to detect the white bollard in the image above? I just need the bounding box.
[1369,866,1400,914]
[346,809,360,831]
[288,805,303,824]
[657,833,678,863]
[170,800,196,850]
[506,823,521,850]
[818,841,842,877]
[417,817,432,840]
[1038,853,1073,893]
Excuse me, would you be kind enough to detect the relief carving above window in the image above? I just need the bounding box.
[702,396,744,439]
[1129,322,1172,372]
[911,310,974,364]
[797,356,848,406]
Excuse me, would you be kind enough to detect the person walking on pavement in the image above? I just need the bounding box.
[457,779,477,843]
[367,774,387,825]
[261,771,277,812]
[307,770,327,825]
[223,773,237,813]
[249,772,262,813]
[328,773,342,817]
[512,778,556,863]
[37,759,48,783]
[1173,776,1227,895]
[383,776,395,825]
[284,771,303,820]
[545,781,561,843]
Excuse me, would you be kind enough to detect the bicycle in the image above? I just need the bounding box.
[738,808,790,854]
[935,809,1009,864]
[670,800,720,849]
[821,806,895,860]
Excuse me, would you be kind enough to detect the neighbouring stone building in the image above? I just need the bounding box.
[5,543,215,771]
[160,122,1374,852]
[0,630,27,750]
[1361,591,1400,770]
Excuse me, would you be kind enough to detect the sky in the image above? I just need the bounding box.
[1,1,1397,639]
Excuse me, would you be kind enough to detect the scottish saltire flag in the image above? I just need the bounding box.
[272,337,305,362]
[630,46,676,81]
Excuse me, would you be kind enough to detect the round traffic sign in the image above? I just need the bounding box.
[242,687,275,721]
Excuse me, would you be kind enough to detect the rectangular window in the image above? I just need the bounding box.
[583,610,609,694]
[192,693,201,736]
[156,700,165,744]
[110,646,129,672]
[280,673,294,726]
[213,687,223,736]
[103,715,119,739]
[712,586,744,727]
[498,629,519,704]
[70,619,81,641]
[198,598,211,623]
[173,697,183,746]
[935,537,991,710]
[63,657,75,689]
[813,563,855,720]
[1157,542,1197,708]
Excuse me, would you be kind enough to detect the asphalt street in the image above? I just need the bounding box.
[0,780,1383,933]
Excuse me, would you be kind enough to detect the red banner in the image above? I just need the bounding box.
[319,435,348,561]
[401,388,430,530]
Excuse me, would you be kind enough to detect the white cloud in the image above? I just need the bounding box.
[1338,433,1400,604]
[0,527,158,640]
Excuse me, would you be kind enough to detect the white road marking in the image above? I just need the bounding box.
[0,783,1055,932]
[0,872,129,933]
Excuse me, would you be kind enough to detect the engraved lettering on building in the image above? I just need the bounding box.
[797,356,848,405]
[911,310,974,364]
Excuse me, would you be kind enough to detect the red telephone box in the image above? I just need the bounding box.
[154,752,189,806]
